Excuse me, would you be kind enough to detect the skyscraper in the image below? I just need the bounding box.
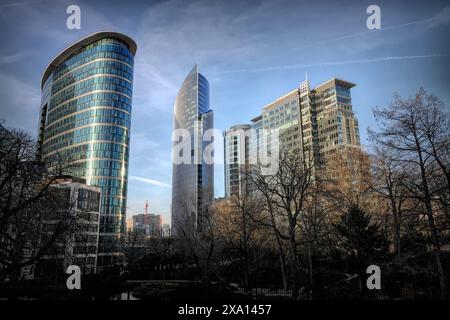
[38,32,137,268]
[224,124,251,198]
[171,65,214,235]
[228,77,369,192]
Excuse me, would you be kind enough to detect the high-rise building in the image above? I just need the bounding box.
[37,32,137,269]
[171,65,214,235]
[224,124,251,197]
[308,78,367,180]
[229,77,369,190]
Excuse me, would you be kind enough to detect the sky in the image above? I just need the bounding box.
[0,0,449,226]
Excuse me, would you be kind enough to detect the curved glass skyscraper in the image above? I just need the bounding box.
[38,32,136,268]
[172,65,214,235]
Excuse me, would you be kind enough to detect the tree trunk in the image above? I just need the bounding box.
[279,254,287,290]
[307,240,314,300]
[417,144,447,299]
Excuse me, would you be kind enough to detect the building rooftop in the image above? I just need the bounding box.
[314,78,356,91]
[251,115,262,123]
[260,77,356,112]
[262,88,298,111]
[228,124,251,131]
[41,31,137,89]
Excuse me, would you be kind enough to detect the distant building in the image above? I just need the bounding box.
[160,224,171,238]
[38,176,101,275]
[129,214,162,237]
[126,216,134,232]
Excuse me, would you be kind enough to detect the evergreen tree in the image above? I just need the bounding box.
[335,206,389,275]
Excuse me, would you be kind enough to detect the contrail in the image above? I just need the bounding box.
[215,53,450,74]
[211,12,450,75]
[129,176,171,188]
[0,0,47,8]
[307,13,450,47]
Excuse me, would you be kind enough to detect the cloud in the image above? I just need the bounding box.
[425,6,450,29]
[129,175,171,188]
[131,0,273,114]
[213,53,450,74]
[0,51,35,65]
[0,0,47,8]
[0,72,40,134]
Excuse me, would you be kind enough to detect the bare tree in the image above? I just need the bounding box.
[369,88,449,299]
[0,125,79,285]
[121,229,145,273]
[214,189,266,290]
[175,191,218,287]
[371,147,410,267]
[245,150,316,299]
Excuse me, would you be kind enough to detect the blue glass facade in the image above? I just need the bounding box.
[171,65,214,235]
[38,33,136,267]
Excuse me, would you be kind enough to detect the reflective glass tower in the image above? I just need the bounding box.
[171,65,214,235]
[38,32,136,268]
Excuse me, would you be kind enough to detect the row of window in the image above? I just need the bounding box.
[89,177,126,189]
[50,78,132,107]
[52,59,133,94]
[45,113,130,140]
[53,41,133,81]
[53,74,132,102]
[49,88,131,112]
[80,158,126,169]
[47,96,131,123]
[44,142,128,163]
[43,129,129,154]
[44,121,128,144]
[77,188,101,212]
[99,215,125,233]
[79,167,126,178]
[46,107,130,133]
[74,234,98,243]
[100,196,126,208]
[75,183,127,199]
[336,86,351,98]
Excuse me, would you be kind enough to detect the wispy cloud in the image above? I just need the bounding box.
[0,0,47,8]
[0,51,35,65]
[0,72,40,134]
[132,0,271,113]
[214,53,450,74]
[300,12,450,50]
[129,176,171,188]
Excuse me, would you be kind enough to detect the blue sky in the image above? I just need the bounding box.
[0,0,449,225]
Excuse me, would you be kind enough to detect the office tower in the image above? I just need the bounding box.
[38,32,137,269]
[251,77,369,183]
[260,79,312,158]
[224,124,251,197]
[171,65,214,235]
[308,78,368,181]
[39,176,101,275]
